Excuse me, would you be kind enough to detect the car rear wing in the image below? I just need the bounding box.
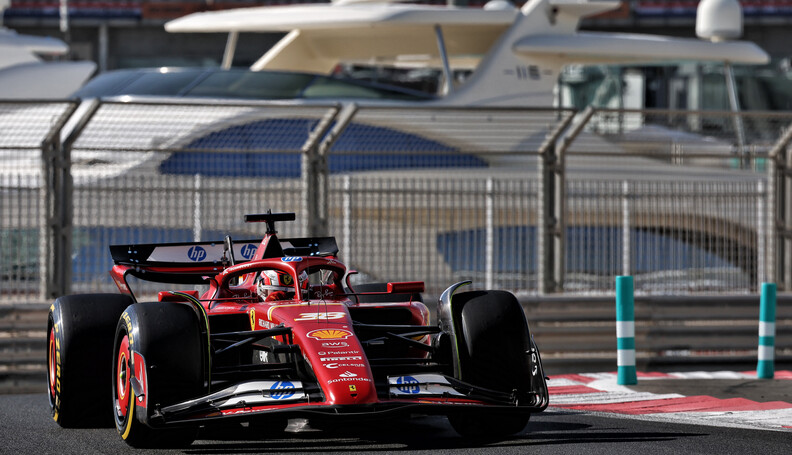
[110,239,263,269]
[109,236,342,293]
[110,237,339,268]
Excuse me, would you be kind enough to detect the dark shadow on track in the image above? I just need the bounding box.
[183,413,706,454]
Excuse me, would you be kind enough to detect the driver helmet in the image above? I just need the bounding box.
[256,270,308,300]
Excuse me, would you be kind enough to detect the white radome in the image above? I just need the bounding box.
[696,0,743,41]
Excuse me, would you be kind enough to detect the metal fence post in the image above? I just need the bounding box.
[58,133,74,298]
[786,148,792,291]
[536,109,580,294]
[622,180,632,277]
[193,174,202,242]
[39,137,55,300]
[724,63,748,169]
[554,107,594,292]
[342,175,352,266]
[768,121,792,290]
[758,180,767,285]
[537,140,554,294]
[485,178,495,290]
[301,105,343,237]
[41,126,73,299]
[40,101,84,300]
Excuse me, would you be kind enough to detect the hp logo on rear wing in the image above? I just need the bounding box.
[187,246,207,262]
[240,244,258,260]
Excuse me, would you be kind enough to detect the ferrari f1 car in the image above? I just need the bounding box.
[47,212,548,447]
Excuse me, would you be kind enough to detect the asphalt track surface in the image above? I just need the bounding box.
[2,391,791,455]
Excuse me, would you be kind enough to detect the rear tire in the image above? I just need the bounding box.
[112,302,206,448]
[446,290,535,440]
[47,294,132,428]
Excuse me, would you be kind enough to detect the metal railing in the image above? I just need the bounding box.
[2,99,792,301]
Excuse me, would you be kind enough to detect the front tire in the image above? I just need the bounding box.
[112,302,206,448]
[47,294,132,428]
[446,290,536,440]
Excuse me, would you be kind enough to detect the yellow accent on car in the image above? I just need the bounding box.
[121,391,135,440]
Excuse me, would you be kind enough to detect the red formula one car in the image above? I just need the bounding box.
[47,212,548,448]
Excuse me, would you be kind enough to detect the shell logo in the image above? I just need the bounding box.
[307,329,353,340]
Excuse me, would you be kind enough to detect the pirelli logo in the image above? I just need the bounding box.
[320,356,362,362]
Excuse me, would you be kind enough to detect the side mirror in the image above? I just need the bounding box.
[344,270,360,304]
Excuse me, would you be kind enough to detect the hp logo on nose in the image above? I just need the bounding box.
[240,244,257,260]
[270,381,296,400]
[396,376,420,394]
[187,246,207,262]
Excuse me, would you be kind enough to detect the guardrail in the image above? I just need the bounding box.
[523,294,792,375]
[0,303,48,394]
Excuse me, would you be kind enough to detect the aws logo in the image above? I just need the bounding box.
[187,246,207,262]
[240,244,257,260]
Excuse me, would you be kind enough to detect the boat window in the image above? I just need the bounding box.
[186,71,316,99]
[120,70,206,96]
[303,77,428,100]
[72,68,435,101]
[71,70,143,98]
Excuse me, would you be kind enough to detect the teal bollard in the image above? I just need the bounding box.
[616,276,637,385]
[757,283,777,379]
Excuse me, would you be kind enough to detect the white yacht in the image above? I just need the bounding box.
[75,0,767,107]
[65,0,776,178]
[0,26,96,99]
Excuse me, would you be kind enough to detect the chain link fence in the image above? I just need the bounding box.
[0,101,79,301]
[1,100,791,301]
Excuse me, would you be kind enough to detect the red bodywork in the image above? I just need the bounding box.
[107,230,459,422]
[106,214,547,428]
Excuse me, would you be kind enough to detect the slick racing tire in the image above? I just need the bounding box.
[446,290,535,440]
[47,293,133,428]
[113,302,206,448]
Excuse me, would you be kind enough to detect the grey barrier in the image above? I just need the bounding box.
[1,99,792,301]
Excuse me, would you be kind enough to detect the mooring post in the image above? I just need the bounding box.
[616,276,637,385]
[757,282,777,379]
